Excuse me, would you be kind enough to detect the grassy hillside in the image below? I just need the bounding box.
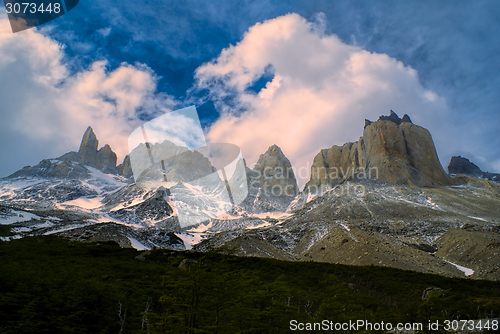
[0,236,499,333]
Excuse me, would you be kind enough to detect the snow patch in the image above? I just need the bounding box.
[110,197,146,212]
[11,226,32,233]
[37,221,55,228]
[426,197,439,209]
[0,235,23,241]
[445,260,474,276]
[62,197,103,209]
[468,216,488,222]
[0,178,47,192]
[127,237,150,251]
[90,214,143,229]
[187,221,213,232]
[306,192,316,203]
[83,167,130,194]
[339,223,350,231]
[246,222,271,230]
[214,213,241,220]
[250,212,291,219]
[305,228,329,251]
[175,233,205,250]
[43,223,94,235]
[0,210,41,225]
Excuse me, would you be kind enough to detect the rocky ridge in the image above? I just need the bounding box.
[6,126,127,180]
[1,111,499,281]
[304,110,453,194]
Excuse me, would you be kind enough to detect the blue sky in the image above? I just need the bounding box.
[0,0,499,183]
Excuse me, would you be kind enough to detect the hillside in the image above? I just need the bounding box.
[0,236,499,333]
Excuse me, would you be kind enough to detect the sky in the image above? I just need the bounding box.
[0,0,499,188]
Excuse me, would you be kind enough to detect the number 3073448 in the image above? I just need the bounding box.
[5,2,61,14]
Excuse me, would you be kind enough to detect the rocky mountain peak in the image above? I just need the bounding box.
[448,156,482,176]
[57,126,119,175]
[401,114,412,123]
[378,109,402,124]
[255,145,291,167]
[8,126,120,179]
[96,144,118,174]
[241,145,299,212]
[117,155,133,178]
[305,111,452,191]
[78,126,99,153]
[265,145,284,157]
[254,145,295,178]
[366,110,413,127]
[448,156,500,182]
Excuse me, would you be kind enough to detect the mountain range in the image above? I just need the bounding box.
[1,111,499,281]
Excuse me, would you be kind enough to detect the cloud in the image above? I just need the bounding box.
[1,4,497,179]
[26,1,498,173]
[491,159,500,174]
[197,13,451,188]
[133,106,206,150]
[0,18,175,176]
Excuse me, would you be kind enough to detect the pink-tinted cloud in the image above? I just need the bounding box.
[196,13,451,188]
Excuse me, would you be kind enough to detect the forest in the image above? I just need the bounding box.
[0,236,499,333]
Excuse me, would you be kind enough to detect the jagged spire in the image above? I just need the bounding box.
[401,114,412,123]
[78,126,98,153]
[378,110,402,125]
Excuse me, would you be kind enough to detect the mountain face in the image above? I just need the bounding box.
[195,179,500,281]
[304,111,452,195]
[241,145,299,212]
[6,159,92,180]
[448,156,499,182]
[1,113,499,281]
[78,126,99,163]
[109,187,176,228]
[117,155,133,178]
[448,156,483,176]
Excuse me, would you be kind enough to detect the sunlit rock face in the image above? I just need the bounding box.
[78,126,99,166]
[304,111,453,193]
[241,145,299,212]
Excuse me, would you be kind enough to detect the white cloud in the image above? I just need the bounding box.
[196,13,452,188]
[0,12,484,181]
[131,106,206,150]
[0,18,175,176]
